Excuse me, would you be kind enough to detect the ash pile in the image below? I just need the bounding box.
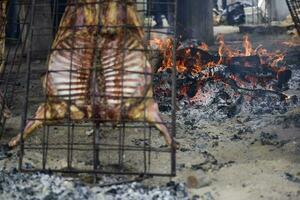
[152,37,299,123]
[0,169,188,200]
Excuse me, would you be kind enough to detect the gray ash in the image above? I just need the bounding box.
[0,170,188,200]
[153,39,299,121]
[288,65,300,91]
[154,66,299,122]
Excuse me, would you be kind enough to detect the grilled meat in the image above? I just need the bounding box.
[96,1,175,147]
[9,0,176,149]
[8,0,99,147]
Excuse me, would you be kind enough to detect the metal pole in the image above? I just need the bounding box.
[171,0,177,176]
[19,0,36,171]
[176,0,214,44]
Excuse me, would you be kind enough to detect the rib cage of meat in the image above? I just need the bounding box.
[7,0,99,147]
[45,0,99,106]
[97,33,152,118]
[8,0,175,148]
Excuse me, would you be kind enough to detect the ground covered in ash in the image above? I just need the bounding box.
[0,33,300,200]
[155,33,300,199]
[0,168,188,200]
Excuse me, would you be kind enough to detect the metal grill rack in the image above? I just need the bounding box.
[0,0,31,138]
[0,0,177,181]
[286,0,300,35]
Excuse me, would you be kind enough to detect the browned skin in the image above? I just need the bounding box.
[97,1,176,147]
[9,0,99,147]
[9,0,176,148]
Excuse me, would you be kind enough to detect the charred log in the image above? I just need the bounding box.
[154,44,292,104]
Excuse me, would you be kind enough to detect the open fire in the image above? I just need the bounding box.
[151,35,297,118]
[152,35,292,96]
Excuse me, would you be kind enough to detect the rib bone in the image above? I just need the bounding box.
[96,1,176,147]
[9,0,99,147]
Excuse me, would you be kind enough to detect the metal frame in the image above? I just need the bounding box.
[286,0,300,35]
[0,0,31,138]
[0,0,177,179]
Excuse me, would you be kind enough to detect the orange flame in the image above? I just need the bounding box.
[243,35,253,56]
[152,35,287,83]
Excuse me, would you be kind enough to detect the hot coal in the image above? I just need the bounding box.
[154,68,298,121]
[153,38,298,120]
[153,38,294,102]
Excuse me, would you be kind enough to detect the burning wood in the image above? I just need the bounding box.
[8,0,176,148]
[152,35,292,101]
[151,34,299,122]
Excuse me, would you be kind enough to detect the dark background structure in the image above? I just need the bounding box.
[177,0,214,44]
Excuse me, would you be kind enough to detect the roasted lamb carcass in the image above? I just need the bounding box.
[8,0,176,148]
[8,0,99,147]
[96,0,176,147]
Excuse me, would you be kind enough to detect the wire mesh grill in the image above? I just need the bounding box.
[286,0,300,35]
[0,0,9,135]
[1,0,177,178]
[0,0,31,138]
